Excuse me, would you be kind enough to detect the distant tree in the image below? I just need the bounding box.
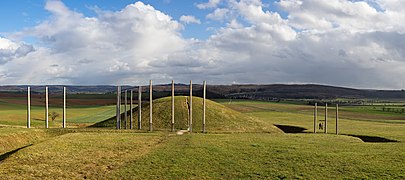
[49,112,60,121]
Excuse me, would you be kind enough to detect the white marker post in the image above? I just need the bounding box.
[45,86,49,128]
[149,80,153,132]
[124,90,127,129]
[189,80,193,133]
[336,104,339,135]
[171,80,175,132]
[27,86,31,129]
[116,86,121,129]
[63,87,66,128]
[324,103,328,134]
[130,90,133,129]
[138,86,142,130]
[203,81,206,133]
[314,102,317,133]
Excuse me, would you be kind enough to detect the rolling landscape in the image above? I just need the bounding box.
[0,84,404,179]
[1,0,405,179]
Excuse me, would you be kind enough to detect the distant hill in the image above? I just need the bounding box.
[1,84,405,100]
[0,85,117,94]
[206,84,405,100]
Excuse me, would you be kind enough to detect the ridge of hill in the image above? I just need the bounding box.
[1,84,405,100]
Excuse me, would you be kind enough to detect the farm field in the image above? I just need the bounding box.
[0,97,404,179]
[219,99,405,141]
[0,93,117,127]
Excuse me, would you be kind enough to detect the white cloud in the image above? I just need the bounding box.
[179,15,201,24]
[2,1,187,85]
[0,37,34,64]
[0,37,19,50]
[206,8,229,21]
[192,0,405,88]
[1,0,405,89]
[196,0,221,9]
[376,0,405,11]
[277,0,405,33]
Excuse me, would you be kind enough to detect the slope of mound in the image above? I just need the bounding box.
[92,96,281,133]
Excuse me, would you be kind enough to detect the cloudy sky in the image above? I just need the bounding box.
[0,0,404,89]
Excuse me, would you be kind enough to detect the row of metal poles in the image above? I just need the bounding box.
[116,80,207,133]
[313,103,339,134]
[27,86,67,128]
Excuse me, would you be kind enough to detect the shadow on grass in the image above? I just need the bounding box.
[0,144,33,162]
[345,134,399,143]
[274,124,307,133]
[273,124,399,143]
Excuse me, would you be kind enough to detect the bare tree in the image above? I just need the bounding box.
[49,112,60,121]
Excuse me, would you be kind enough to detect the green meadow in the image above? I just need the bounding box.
[0,96,404,179]
[0,102,116,127]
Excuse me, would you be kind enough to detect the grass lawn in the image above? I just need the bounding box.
[0,128,68,155]
[0,98,404,179]
[0,130,403,179]
[218,99,405,141]
[116,133,404,179]
[0,130,166,179]
[0,103,117,127]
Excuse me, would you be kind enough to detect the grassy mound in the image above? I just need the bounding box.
[0,128,68,155]
[92,96,281,133]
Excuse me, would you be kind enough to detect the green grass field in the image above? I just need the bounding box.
[219,99,405,141]
[0,97,404,179]
[0,100,117,127]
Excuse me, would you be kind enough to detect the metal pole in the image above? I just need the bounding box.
[45,86,49,128]
[171,80,175,132]
[314,102,317,133]
[124,90,127,129]
[149,80,153,131]
[189,80,193,133]
[116,86,121,129]
[324,103,327,133]
[138,86,142,130]
[63,86,66,128]
[203,81,206,133]
[27,86,30,129]
[130,90,133,129]
[336,104,339,135]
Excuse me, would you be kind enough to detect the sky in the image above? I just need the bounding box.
[0,0,404,89]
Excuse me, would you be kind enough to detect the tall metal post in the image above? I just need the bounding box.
[171,80,175,132]
[189,80,193,133]
[314,102,317,133]
[138,86,142,130]
[116,86,121,129]
[324,103,328,133]
[336,104,339,135]
[124,90,127,129]
[203,81,206,133]
[149,80,153,131]
[27,86,31,129]
[63,86,66,128]
[45,86,49,128]
[130,90,133,129]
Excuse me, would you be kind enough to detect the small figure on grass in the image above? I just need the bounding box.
[318,122,323,130]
